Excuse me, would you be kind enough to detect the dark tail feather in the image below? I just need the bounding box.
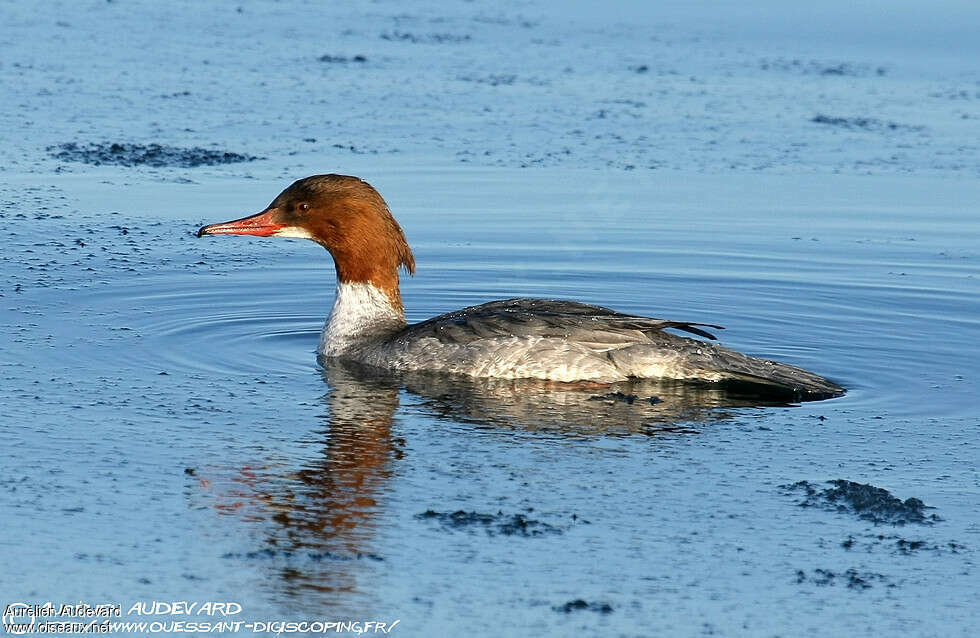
[609,338,845,402]
[716,358,845,400]
[663,322,724,341]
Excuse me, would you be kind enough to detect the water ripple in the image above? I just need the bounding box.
[77,271,327,376]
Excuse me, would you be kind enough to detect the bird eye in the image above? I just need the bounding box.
[298,203,310,211]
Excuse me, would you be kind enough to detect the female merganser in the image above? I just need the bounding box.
[198,174,844,399]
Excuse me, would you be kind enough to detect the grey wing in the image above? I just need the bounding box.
[394,298,722,346]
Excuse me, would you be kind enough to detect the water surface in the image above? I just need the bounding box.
[2,0,980,636]
[3,168,979,636]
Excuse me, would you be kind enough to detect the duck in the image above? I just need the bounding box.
[198,174,844,399]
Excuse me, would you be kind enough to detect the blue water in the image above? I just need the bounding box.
[2,1,980,636]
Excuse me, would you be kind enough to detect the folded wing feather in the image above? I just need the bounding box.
[397,298,722,346]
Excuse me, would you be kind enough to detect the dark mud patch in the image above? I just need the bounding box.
[841,534,965,555]
[588,392,662,406]
[760,58,886,77]
[416,509,565,537]
[796,568,892,590]
[221,548,383,562]
[785,480,940,525]
[811,115,924,132]
[472,15,537,28]
[49,142,260,167]
[318,54,367,63]
[929,87,980,101]
[380,31,471,44]
[553,599,613,614]
[457,73,518,86]
[330,142,401,155]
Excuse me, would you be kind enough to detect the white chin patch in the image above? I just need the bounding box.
[273,226,315,240]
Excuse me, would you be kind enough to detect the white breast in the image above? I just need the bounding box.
[318,282,405,356]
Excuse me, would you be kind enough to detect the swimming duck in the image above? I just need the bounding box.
[198,174,844,399]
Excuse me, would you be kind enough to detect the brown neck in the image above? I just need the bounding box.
[333,256,405,313]
[311,198,415,313]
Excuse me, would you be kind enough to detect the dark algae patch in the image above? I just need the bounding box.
[380,31,471,44]
[457,73,518,86]
[759,58,887,77]
[785,480,940,525]
[318,54,367,63]
[416,509,565,537]
[897,539,964,554]
[811,114,924,132]
[49,142,260,167]
[796,568,891,590]
[554,600,613,614]
[842,534,964,555]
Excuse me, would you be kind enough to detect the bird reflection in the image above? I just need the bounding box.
[395,365,797,436]
[193,361,402,603]
[194,359,802,600]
